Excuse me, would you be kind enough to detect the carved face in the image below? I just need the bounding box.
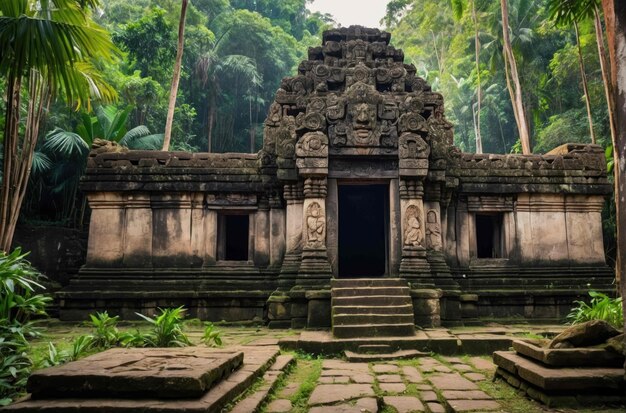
[349,103,377,143]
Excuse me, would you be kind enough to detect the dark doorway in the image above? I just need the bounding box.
[224,214,249,261]
[475,213,503,258]
[338,184,388,277]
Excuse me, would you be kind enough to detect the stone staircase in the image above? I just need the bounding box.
[331,278,416,338]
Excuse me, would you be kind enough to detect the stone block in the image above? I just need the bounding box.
[27,348,243,399]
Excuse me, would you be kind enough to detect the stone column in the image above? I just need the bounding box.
[269,193,286,269]
[189,193,205,267]
[278,183,303,289]
[203,209,217,266]
[297,177,333,287]
[86,192,125,267]
[122,193,152,267]
[254,197,270,268]
[399,178,432,286]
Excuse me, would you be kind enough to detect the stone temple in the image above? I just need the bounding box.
[59,27,614,331]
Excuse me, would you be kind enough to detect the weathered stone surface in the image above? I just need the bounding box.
[372,364,399,373]
[383,396,425,412]
[345,349,425,362]
[402,366,423,383]
[444,399,501,412]
[426,402,445,413]
[309,397,378,413]
[493,351,626,391]
[266,399,292,412]
[308,384,375,405]
[427,373,479,390]
[548,320,620,349]
[419,390,438,402]
[463,372,486,382]
[513,339,624,367]
[441,390,491,400]
[379,382,407,393]
[319,376,351,384]
[468,356,495,371]
[377,374,403,383]
[8,347,279,413]
[27,348,244,399]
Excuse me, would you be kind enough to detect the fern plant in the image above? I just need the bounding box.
[567,291,623,329]
[88,311,120,348]
[202,322,223,347]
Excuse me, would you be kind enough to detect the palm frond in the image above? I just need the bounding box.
[43,127,90,158]
[31,151,53,177]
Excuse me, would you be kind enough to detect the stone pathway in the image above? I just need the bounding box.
[267,355,505,413]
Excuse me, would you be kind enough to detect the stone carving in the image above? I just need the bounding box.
[296,132,328,158]
[403,204,423,247]
[306,201,325,247]
[399,133,429,160]
[426,210,442,251]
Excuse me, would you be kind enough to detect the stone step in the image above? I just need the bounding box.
[345,349,427,362]
[357,344,392,353]
[331,286,410,297]
[332,304,414,315]
[333,313,415,326]
[332,295,412,307]
[229,355,295,413]
[331,278,408,288]
[332,323,416,338]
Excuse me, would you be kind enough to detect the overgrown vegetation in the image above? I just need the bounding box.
[120,307,192,348]
[0,249,50,405]
[567,291,623,329]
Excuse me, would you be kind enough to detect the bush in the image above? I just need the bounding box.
[120,307,191,348]
[0,248,51,405]
[567,291,623,330]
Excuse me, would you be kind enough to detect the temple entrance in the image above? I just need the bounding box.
[338,184,388,277]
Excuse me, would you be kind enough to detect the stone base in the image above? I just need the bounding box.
[411,288,442,327]
[494,351,626,407]
[6,346,284,413]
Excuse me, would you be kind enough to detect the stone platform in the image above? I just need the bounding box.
[494,343,626,407]
[278,328,542,355]
[6,346,292,413]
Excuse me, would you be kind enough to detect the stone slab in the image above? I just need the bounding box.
[345,349,426,362]
[402,366,423,383]
[444,399,501,412]
[383,396,425,412]
[441,390,491,400]
[308,384,375,406]
[427,373,479,390]
[308,397,378,413]
[512,339,624,367]
[266,399,292,412]
[493,351,626,391]
[7,347,279,413]
[379,382,407,393]
[27,347,244,399]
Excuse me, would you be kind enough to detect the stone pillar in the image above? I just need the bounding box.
[203,209,217,266]
[254,197,270,268]
[389,179,402,277]
[269,194,286,269]
[278,182,303,289]
[86,192,125,267]
[297,177,333,287]
[190,193,205,267]
[398,178,432,286]
[123,193,152,267]
[326,178,339,277]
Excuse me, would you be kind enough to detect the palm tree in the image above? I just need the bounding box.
[0,0,118,252]
[196,28,263,152]
[548,0,598,144]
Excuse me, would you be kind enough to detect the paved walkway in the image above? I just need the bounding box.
[267,356,501,413]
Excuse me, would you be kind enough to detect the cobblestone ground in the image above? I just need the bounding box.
[32,322,625,413]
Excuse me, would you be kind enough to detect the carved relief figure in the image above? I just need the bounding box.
[404,205,423,247]
[426,210,442,251]
[306,202,325,247]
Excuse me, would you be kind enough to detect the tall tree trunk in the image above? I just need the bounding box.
[0,71,49,252]
[207,101,215,152]
[162,0,188,151]
[500,0,532,154]
[606,1,625,334]
[602,0,616,87]
[574,21,596,144]
[594,6,618,150]
[472,0,483,154]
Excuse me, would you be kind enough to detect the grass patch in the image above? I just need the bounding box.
[283,356,322,413]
